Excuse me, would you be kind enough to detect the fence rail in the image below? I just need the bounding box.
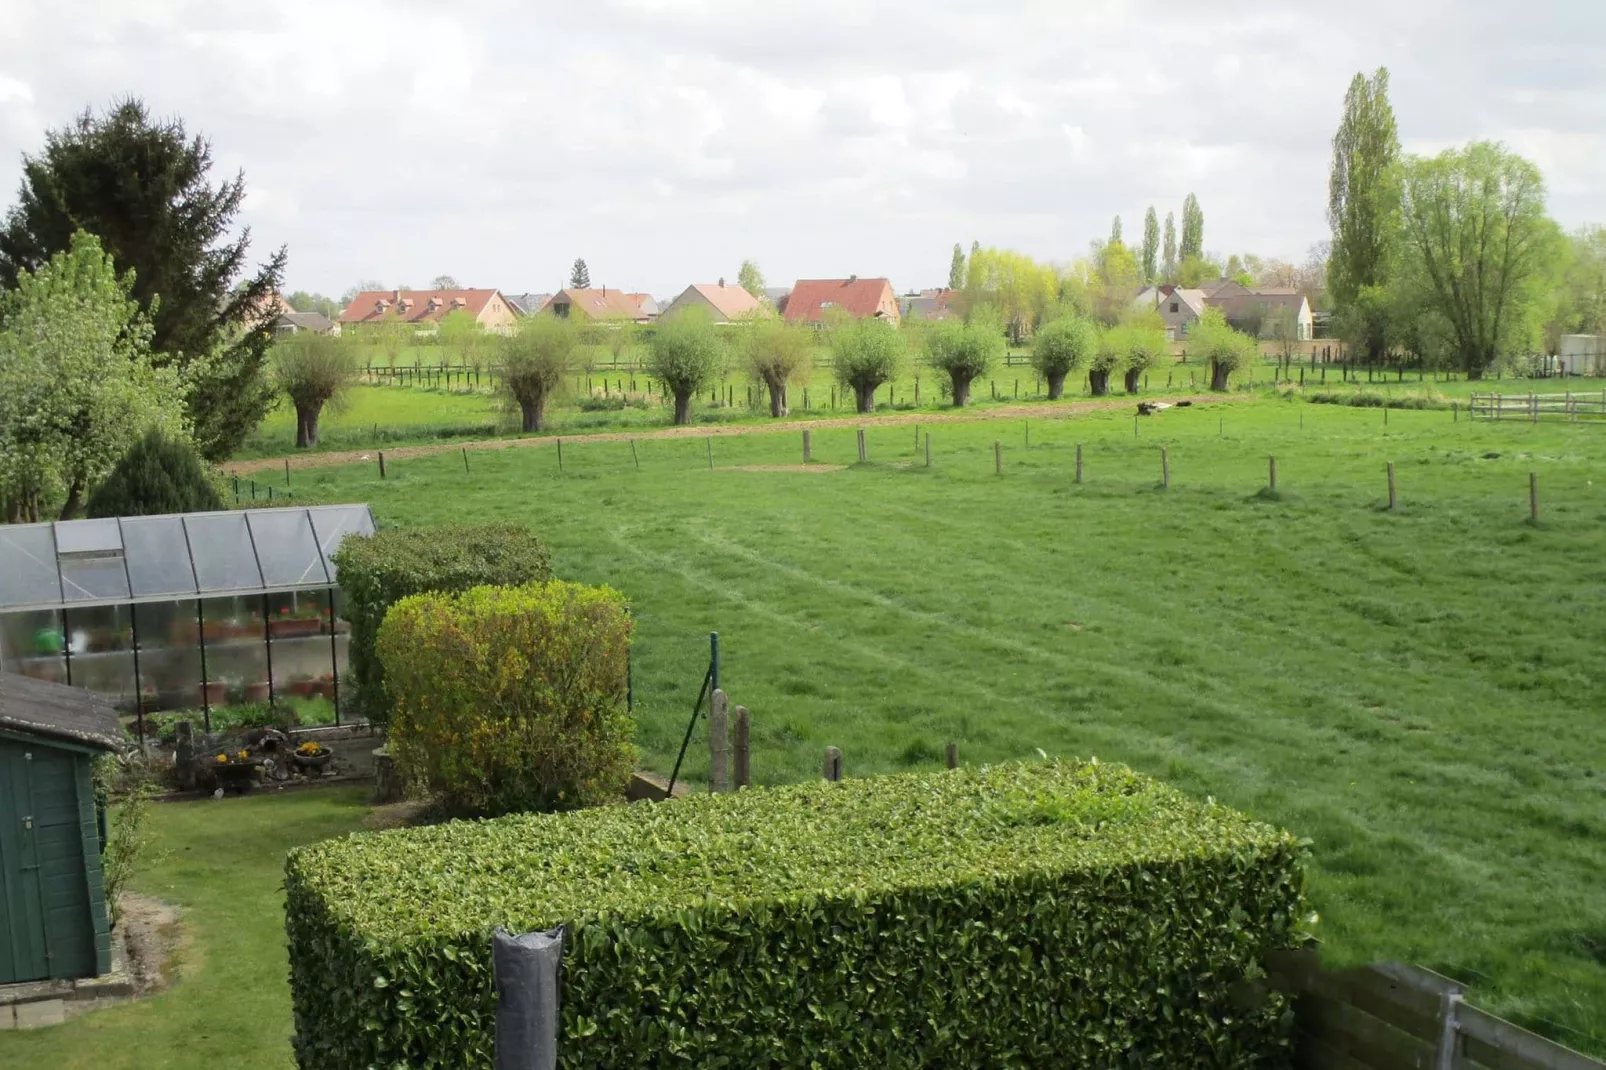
[1269,949,1603,1070]
[1469,392,1606,423]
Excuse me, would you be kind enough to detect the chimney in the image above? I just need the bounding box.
[718,276,725,287]
[393,288,402,302]
[847,274,857,283]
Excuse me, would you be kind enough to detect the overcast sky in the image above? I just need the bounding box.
[2,1,1602,300]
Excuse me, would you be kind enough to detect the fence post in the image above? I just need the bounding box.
[1384,404,1389,428]
[709,689,729,793]
[1268,455,1277,491]
[1529,472,1539,523]
[1161,447,1170,489]
[994,441,1002,475]
[631,439,639,470]
[945,742,957,769]
[707,437,714,469]
[1075,443,1083,484]
[378,452,386,479]
[284,458,291,486]
[857,428,867,463]
[924,433,932,468]
[1433,987,1464,1070]
[733,706,750,789]
[462,447,470,475]
[1024,420,1029,448]
[556,438,564,471]
[802,429,812,463]
[823,746,843,782]
[1453,401,1459,423]
[1387,462,1397,511]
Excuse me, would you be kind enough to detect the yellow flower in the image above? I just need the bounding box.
[237,749,249,760]
[216,753,227,763]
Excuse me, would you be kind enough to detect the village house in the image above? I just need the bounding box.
[782,277,900,325]
[543,288,654,323]
[337,288,519,332]
[660,280,764,323]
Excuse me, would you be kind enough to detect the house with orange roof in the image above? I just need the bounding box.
[782,277,900,325]
[660,280,765,323]
[338,288,518,331]
[543,288,653,323]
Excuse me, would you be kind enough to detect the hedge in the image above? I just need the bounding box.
[285,760,1308,1069]
[329,523,551,726]
[378,581,635,816]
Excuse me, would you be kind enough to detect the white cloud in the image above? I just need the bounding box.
[0,0,1602,298]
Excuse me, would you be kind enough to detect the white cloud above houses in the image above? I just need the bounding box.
[0,0,1601,298]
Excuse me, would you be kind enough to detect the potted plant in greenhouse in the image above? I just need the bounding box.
[198,679,227,706]
[288,673,318,698]
[244,678,271,703]
[315,671,336,699]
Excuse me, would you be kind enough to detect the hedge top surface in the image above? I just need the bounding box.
[289,760,1302,940]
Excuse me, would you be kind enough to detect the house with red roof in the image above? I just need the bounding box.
[782,277,900,325]
[338,288,518,331]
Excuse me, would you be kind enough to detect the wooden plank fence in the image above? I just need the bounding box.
[1268,949,1603,1069]
[1469,391,1606,423]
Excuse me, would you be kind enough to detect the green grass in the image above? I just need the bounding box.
[0,789,370,1069]
[278,397,1606,1054]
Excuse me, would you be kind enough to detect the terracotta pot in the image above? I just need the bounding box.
[289,679,318,698]
[199,681,227,705]
[270,618,323,639]
[244,681,270,703]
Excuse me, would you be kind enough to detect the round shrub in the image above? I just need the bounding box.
[377,580,635,816]
[86,429,223,517]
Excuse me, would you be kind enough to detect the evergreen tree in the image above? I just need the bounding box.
[570,258,591,289]
[0,99,286,461]
[1162,212,1178,281]
[86,430,222,518]
[1141,208,1160,284]
[1180,194,1204,261]
[948,243,966,291]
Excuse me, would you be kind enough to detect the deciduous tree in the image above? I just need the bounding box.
[948,243,966,290]
[1119,310,1169,393]
[270,332,359,447]
[829,315,903,413]
[0,99,285,460]
[430,275,460,290]
[1162,212,1178,282]
[1187,307,1257,391]
[963,247,1060,343]
[1397,142,1559,378]
[1141,208,1160,284]
[1328,68,1401,364]
[1180,194,1204,261]
[923,313,1004,406]
[1029,315,1096,399]
[737,259,766,299]
[649,306,726,424]
[499,315,576,432]
[742,316,810,417]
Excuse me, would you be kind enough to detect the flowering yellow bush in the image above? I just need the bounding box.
[377,581,634,816]
[296,741,324,756]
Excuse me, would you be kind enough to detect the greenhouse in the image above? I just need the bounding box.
[0,505,375,743]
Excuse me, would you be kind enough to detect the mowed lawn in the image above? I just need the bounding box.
[281,398,1605,1052]
[0,790,370,1070]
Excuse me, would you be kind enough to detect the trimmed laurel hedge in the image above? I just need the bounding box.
[285,760,1308,1069]
[329,523,552,726]
[378,581,635,816]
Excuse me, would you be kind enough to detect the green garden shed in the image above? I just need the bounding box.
[0,671,121,985]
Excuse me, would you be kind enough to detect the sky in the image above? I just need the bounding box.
[1,1,1602,302]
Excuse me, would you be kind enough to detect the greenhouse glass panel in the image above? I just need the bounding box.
[184,513,263,592]
[0,525,62,608]
[309,506,375,581]
[248,510,328,588]
[121,517,199,598]
[54,518,123,555]
[59,553,130,603]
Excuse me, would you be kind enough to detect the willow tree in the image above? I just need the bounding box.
[271,333,360,447]
[743,315,811,417]
[1030,315,1096,400]
[829,315,903,412]
[500,314,576,431]
[1188,308,1258,391]
[649,306,726,424]
[923,314,1004,407]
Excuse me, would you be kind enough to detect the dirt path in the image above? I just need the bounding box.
[222,393,1246,475]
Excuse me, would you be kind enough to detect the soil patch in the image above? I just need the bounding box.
[118,894,184,997]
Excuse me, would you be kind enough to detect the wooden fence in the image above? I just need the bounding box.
[1268,949,1603,1069]
[1469,392,1606,423]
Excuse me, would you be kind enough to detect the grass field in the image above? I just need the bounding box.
[0,789,370,1070]
[272,397,1606,1053]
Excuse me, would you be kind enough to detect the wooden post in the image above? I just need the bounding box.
[1453,401,1458,423]
[1529,472,1539,523]
[857,428,867,463]
[1530,392,1537,424]
[1024,420,1029,448]
[1384,405,1389,428]
[1161,447,1170,489]
[709,689,729,793]
[284,458,291,486]
[462,447,470,474]
[1387,462,1397,511]
[924,432,932,468]
[631,439,640,470]
[994,441,1002,475]
[1075,443,1083,483]
[378,451,386,479]
[945,742,957,769]
[1268,455,1277,491]
[556,438,564,471]
[733,706,750,789]
[823,746,843,782]
[914,423,919,451]
[802,428,812,463]
[707,436,714,469]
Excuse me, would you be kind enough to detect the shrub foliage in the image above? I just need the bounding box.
[86,429,223,517]
[285,760,1308,1069]
[378,581,634,816]
[329,523,552,726]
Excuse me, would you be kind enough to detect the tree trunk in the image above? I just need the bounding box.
[1045,370,1067,400]
[58,477,85,521]
[1088,369,1110,396]
[520,395,547,432]
[295,402,323,448]
[766,377,786,417]
[673,391,693,425]
[1210,360,1231,392]
[949,372,972,407]
[1123,369,1141,394]
[854,382,877,413]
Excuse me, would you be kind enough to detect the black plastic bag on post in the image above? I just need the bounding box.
[493,925,565,1070]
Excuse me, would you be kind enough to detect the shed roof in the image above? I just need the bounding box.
[0,505,376,614]
[0,672,123,751]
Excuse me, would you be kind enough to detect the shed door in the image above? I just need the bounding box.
[0,740,93,983]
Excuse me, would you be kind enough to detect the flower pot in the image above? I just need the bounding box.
[270,618,323,640]
[245,681,270,703]
[199,681,227,706]
[289,679,318,698]
[291,749,334,776]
